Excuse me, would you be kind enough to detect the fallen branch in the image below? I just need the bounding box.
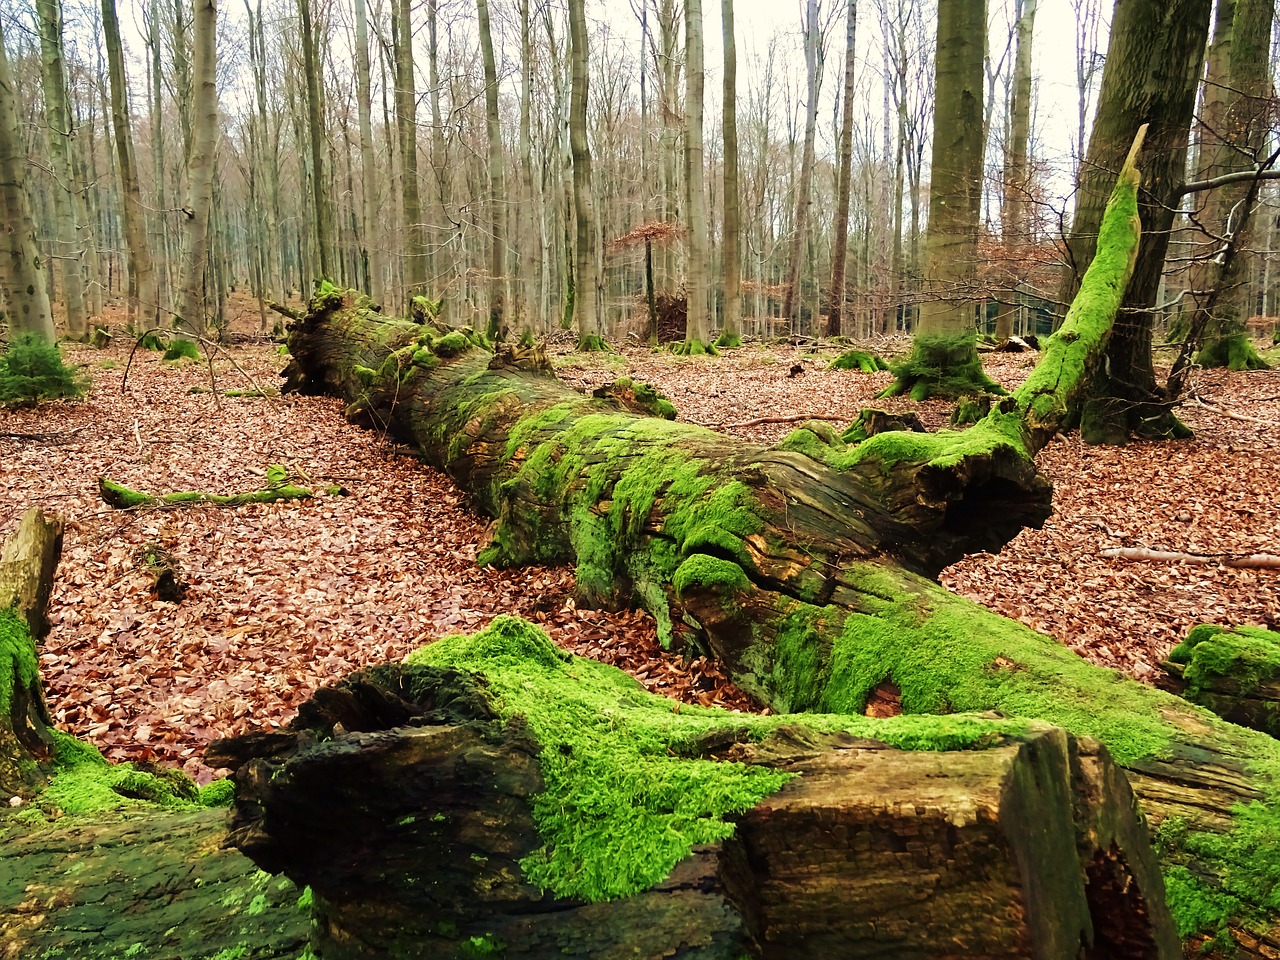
[98,474,344,510]
[1101,547,1280,569]
[718,413,847,430]
[1190,397,1278,427]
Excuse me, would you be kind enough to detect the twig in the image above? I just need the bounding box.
[1190,396,1277,426]
[0,426,87,443]
[1102,547,1280,569]
[719,413,847,430]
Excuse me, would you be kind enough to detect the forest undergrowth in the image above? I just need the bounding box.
[1,318,1276,783]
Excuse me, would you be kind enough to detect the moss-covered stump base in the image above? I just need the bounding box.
[714,331,742,349]
[216,617,1177,960]
[830,349,890,373]
[592,377,677,420]
[1080,393,1193,445]
[576,334,610,353]
[878,334,1007,402]
[1159,625,1280,739]
[1196,333,1271,371]
[670,338,719,357]
[0,807,309,960]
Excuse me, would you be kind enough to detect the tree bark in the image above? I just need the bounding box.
[36,0,88,338]
[476,0,506,339]
[216,635,1179,960]
[568,0,603,347]
[996,0,1036,344]
[0,17,56,341]
[718,0,741,347]
[0,508,63,799]
[826,0,856,338]
[176,0,219,335]
[780,0,821,331]
[102,0,158,331]
[683,0,710,348]
[917,0,986,336]
[354,0,384,304]
[298,0,334,281]
[393,0,427,298]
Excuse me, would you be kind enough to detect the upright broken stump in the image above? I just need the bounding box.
[215,617,1179,960]
[1159,624,1280,738]
[0,507,63,798]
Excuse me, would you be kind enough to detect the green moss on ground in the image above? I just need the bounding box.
[714,331,742,349]
[608,377,677,420]
[878,334,1005,402]
[98,476,332,510]
[577,334,611,353]
[407,615,1032,902]
[830,349,890,373]
[0,335,86,406]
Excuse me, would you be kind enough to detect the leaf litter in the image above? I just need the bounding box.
[0,335,1275,783]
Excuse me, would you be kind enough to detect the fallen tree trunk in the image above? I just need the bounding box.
[216,616,1180,960]
[0,507,63,798]
[283,151,1280,951]
[1158,624,1280,738]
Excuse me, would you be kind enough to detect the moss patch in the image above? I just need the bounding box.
[162,338,201,362]
[0,608,39,717]
[878,334,1005,402]
[830,349,889,373]
[407,616,1032,902]
[1196,333,1270,372]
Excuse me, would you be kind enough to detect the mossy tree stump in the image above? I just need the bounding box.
[0,507,63,798]
[216,617,1179,960]
[1160,625,1280,738]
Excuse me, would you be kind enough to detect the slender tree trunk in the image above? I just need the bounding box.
[718,0,741,346]
[176,0,218,335]
[780,0,821,330]
[518,0,537,330]
[996,0,1036,343]
[353,0,384,304]
[394,0,426,297]
[476,0,506,338]
[916,0,986,336]
[149,0,171,312]
[568,0,602,346]
[682,0,710,347]
[826,0,856,338]
[36,0,88,337]
[0,19,55,341]
[102,0,158,329]
[298,0,333,280]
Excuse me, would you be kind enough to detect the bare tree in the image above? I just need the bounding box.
[476,0,506,337]
[176,0,219,334]
[718,0,742,346]
[780,0,823,329]
[569,0,604,347]
[826,0,856,337]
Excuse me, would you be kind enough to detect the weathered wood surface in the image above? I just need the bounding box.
[0,807,309,960]
[216,655,1179,960]
[0,507,63,798]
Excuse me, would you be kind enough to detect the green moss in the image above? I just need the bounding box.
[609,377,677,420]
[460,933,505,957]
[138,331,166,351]
[673,555,750,599]
[1197,332,1270,371]
[1169,624,1280,698]
[830,349,889,373]
[0,608,38,717]
[199,778,236,807]
[162,338,200,362]
[832,409,1028,474]
[714,331,742,349]
[432,331,472,357]
[407,616,1028,902]
[0,335,86,406]
[577,334,611,353]
[877,334,1005,401]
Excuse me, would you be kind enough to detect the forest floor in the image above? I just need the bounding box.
[2,313,1278,783]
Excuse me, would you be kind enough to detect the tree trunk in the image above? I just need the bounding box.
[393,0,427,298]
[354,0,384,304]
[0,17,56,341]
[215,631,1180,959]
[826,0,856,339]
[36,0,88,338]
[568,0,603,347]
[917,0,986,336]
[0,508,63,799]
[1,807,310,960]
[282,150,1280,952]
[1058,0,1211,441]
[298,0,333,281]
[682,0,710,349]
[780,0,821,330]
[718,0,741,347]
[176,0,218,335]
[102,0,158,330]
[996,0,1036,344]
[476,0,506,339]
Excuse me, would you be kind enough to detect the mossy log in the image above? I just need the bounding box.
[0,507,63,798]
[216,617,1179,960]
[0,806,309,960]
[98,475,341,510]
[1159,625,1280,739]
[281,147,1280,954]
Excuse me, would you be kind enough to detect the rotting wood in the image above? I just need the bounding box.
[1102,547,1280,570]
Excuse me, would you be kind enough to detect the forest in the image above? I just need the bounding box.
[2,0,1280,957]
